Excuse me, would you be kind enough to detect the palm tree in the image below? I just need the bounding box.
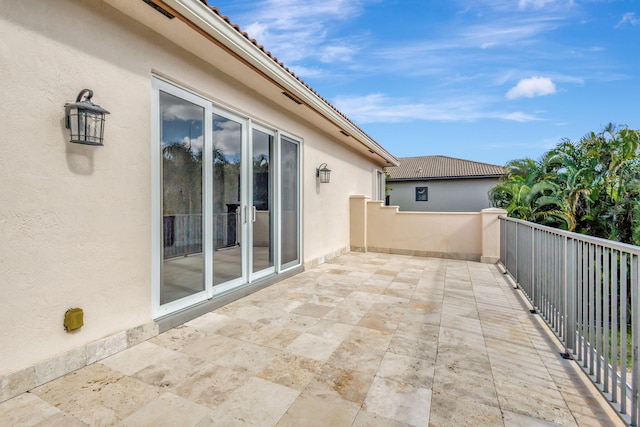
[491,125,640,244]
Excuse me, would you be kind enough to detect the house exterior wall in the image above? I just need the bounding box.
[387,178,499,212]
[0,0,379,380]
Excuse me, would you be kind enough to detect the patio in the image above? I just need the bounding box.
[0,252,623,426]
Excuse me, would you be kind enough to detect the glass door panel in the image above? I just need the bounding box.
[251,128,274,275]
[160,91,205,305]
[280,136,299,268]
[212,113,244,287]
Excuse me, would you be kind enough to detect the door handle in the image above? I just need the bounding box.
[252,206,257,223]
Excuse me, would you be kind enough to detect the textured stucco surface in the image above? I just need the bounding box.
[0,0,380,375]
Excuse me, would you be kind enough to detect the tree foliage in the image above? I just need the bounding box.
[490,124,640,245]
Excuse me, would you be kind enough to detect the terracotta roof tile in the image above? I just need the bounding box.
[386,155,505,180]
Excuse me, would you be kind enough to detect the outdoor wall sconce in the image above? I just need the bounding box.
[317,163,331,183]
[65,89,110,146]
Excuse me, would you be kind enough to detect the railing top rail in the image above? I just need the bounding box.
[499,214,640,255]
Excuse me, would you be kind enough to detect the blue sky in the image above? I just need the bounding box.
[208,0,639,166]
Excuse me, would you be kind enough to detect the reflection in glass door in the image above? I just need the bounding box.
[251,128,274,276]
[212,113,243,287]
[281,136,300,268]
[159,91,205,305]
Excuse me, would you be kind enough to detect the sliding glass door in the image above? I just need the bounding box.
[158,90,207,308]
[280,136,300,269]
[251,127,275,279]
[153,78,300,318]
[212,112,244,288]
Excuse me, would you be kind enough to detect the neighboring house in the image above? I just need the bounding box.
[386,156,505,212]
[0,0,397,394]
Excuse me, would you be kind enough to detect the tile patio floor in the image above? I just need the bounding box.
[0,252,624,426]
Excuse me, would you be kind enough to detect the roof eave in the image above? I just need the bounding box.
[387,174,503,181]
[158,0,399,166]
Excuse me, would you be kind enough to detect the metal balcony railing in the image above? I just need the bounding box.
[500,216,639,426]
[163,213,239,258]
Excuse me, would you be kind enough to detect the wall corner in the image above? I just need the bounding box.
[350,195,369,252]
[480,208,507,263]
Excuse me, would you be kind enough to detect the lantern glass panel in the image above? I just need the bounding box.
[84,111,104,145]
[319,168,330,183]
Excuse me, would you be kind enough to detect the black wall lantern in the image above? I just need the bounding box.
[65,89,110,146]
[317,163,331,183]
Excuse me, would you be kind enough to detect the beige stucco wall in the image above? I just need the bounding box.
[387,178,499,212]
[367,203,482,259]
[350,197,505,261]
[0,0,380,377]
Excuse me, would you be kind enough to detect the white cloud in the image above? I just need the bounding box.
[161,103,203,122]
[287,65,326,79]
[616,12,639,28]
[506,76,557,99]
[230,0,368,65]
[332,93,540,123]
[320,45,356,63]
[518,0,557,10]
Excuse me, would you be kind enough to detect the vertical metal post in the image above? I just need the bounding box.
[556,233,562,333]
[604,247,610,393]
[613,250,619,403]
[583,242,589,367]
[562,236,572,357]
[531,226,536,306]
[513,223,520,286]
[589,243,595,376]
[577,241,584,363]
[622,252,628,414]
[547,231,551,318]
[631,254,639,425]
[596,245,602,384]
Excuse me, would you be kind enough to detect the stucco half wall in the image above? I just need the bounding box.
[350,196,505,262]
[0,0,389,392]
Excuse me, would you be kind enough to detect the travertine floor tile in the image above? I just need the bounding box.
[119,392,210,426]
[428,392,504,427]
[202,377,299,426]
[502,410,567,426]
[31,363,127,425]
[376,352,435,389]
[304,319,354,341]
[212,341,279,374]
[285,333,342,362]
[352,410,412,427]
[388,332,438,361]
[147,325,202,351]
[327,341,385,375]
[133,351,207,388]
[100,341,176,375]
[364,375,431,427]
[33,412,88,427]
[1,253,625,427]
[178,333,241,362]
[256,353,323,390]
[431,366,499,409]
[172,364,251,409]
[0,392,60,426]
[276,392,360,427]
[303,363,374,405]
